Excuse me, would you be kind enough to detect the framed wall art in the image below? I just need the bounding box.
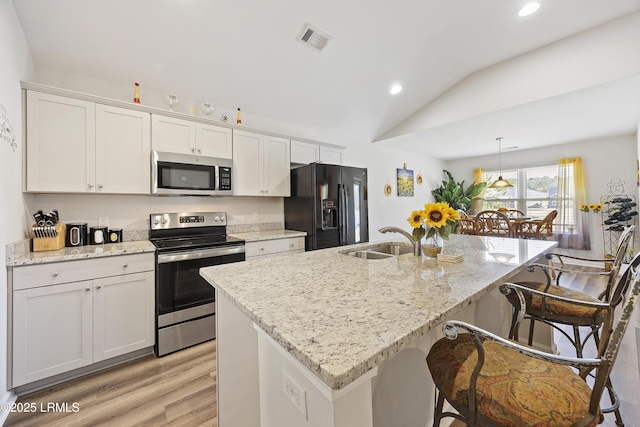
[397,167,414,197]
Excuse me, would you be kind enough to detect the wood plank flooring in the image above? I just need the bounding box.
[4,340,217,427]
[4,270,639,426]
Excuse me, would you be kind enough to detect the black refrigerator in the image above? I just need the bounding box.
[284,163,368,251]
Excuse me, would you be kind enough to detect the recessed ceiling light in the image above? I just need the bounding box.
[519,2,540,17]
[390,84,403,95]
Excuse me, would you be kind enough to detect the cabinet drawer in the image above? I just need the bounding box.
[245,237,304,258]
[13,253,154,291]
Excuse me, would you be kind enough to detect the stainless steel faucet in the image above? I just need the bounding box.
[379,227,422,256]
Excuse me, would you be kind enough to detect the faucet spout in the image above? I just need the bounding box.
[379,226,422,256]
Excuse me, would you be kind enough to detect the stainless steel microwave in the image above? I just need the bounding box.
[151,151,232,196]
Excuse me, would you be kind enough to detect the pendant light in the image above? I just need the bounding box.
[489,137,513,188]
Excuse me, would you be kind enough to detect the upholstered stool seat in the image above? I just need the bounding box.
[427,333,601,427]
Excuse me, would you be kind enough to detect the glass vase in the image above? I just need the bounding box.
[422,233,443,258]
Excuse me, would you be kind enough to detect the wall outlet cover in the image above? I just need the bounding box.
[282,370,308,420]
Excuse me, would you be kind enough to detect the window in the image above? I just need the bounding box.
[483,163,572,231]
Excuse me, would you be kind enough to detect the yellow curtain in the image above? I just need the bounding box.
[470,168,485,215]
[556,157,590,249]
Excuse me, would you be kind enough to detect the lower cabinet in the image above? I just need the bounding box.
[245,237,305,260]
[11,254,155,388]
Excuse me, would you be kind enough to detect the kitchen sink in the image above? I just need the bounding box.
[362,243,414,256]
[347,250,395,260]
[339,242,414,260]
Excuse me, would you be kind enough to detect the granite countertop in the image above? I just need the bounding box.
[228,229,307,242]
[201,234,556,390]
[6,240,156,267]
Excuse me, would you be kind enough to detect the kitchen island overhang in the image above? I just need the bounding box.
[201,234,557,426]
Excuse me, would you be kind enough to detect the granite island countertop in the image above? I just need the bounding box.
[200,234,557,390]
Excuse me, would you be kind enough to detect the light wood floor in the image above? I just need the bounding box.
[5,271,639,426]
[5,340,217,427]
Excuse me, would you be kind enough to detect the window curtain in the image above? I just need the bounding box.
[556,157,590,249]
[470,168,485,215]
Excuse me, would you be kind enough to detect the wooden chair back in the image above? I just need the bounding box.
[475,210,511,236]
[518,210,557,239]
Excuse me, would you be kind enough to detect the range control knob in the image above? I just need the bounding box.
[214,216,220,222]
[161,218,168,224]
[152,217,160,225]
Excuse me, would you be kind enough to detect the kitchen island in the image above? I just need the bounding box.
[200,234,556,427]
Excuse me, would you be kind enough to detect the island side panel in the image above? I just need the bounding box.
[217,291,261,427]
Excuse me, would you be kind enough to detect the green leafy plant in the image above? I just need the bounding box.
[431,170,487,212]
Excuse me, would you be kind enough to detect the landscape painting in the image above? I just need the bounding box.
[397,168,414,197]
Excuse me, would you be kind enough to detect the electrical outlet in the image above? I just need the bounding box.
[98,216,109,227]
[253,211,260,221]
[282,370,307,420]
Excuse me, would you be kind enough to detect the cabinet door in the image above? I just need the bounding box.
[233,130,264,196]
[151,114,195,155]
[290,140,319,164]
[26,91,96,192]
[264,135,291,197]
[319,146,343,165]
[95,105,151,194]
[13,281,93,387]
[93,271,155,362]
[196,123,233,158]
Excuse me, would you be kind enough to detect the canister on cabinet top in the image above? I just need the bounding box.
[108,228,123,243]
[66,223,88,247]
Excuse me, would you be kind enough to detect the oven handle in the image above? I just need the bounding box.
[157,245,245,264]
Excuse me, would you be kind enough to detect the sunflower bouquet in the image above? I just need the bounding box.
[407,202,460,242]
[580,203,603,213]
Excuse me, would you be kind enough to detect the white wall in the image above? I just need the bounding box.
[0,0,33,410]
[445,134,638,255]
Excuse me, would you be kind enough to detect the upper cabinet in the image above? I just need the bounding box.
[291,140,343,165]
[151,115,232,159]
[26,91,150,194]
[233,130,290,197]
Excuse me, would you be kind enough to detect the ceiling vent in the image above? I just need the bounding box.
[297,23,332,52]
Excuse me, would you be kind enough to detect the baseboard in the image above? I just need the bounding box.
[0,390,18,425]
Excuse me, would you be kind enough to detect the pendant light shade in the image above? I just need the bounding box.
[489,137,513,189]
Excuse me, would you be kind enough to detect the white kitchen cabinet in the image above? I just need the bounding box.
[11,253,155,387]
[245,237,305,260]
[291,140,319,164]
[26,91,96,193]
[151,114,233,159]
[290,140,343,165]
[319,146,343,165]
[233,130,290,196]
[96,105,150,194]
[25,91,151,194]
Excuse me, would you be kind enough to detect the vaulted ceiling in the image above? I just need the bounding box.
[12,0,640,159]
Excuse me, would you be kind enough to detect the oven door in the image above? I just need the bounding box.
[156,245,245,317]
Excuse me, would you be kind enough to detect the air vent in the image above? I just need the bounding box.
[297,23,332,52]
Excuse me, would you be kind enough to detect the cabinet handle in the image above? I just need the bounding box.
[85,288,91,292]
[98,184,103,189]
[290,243,294,247]
[96,285,102,290]
[51,272,58,278]
[197,148,201,154]
[88,183,94,188]
[191,147,195,153]
[122,264,128,268]
[260,247,265,251]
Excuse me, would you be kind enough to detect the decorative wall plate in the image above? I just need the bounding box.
[416,173,423,185]
[384,183,393,197]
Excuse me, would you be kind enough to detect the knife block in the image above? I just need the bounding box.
[31,223,66,252]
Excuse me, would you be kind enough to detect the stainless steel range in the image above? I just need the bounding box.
[149,211,245,356]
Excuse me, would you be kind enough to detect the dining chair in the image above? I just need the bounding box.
[504,250,640,426]
[547,225,635,301]
[427,267,640,427]
[457,211,477,235]
[475,210,511,237]
[517,209,557,239]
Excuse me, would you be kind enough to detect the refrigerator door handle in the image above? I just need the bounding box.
[339,185,347,244]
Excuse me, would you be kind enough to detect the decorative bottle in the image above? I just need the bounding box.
[236,108,242,124]
[133,82,140,104]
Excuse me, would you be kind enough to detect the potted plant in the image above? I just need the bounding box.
[431,170,487,213]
